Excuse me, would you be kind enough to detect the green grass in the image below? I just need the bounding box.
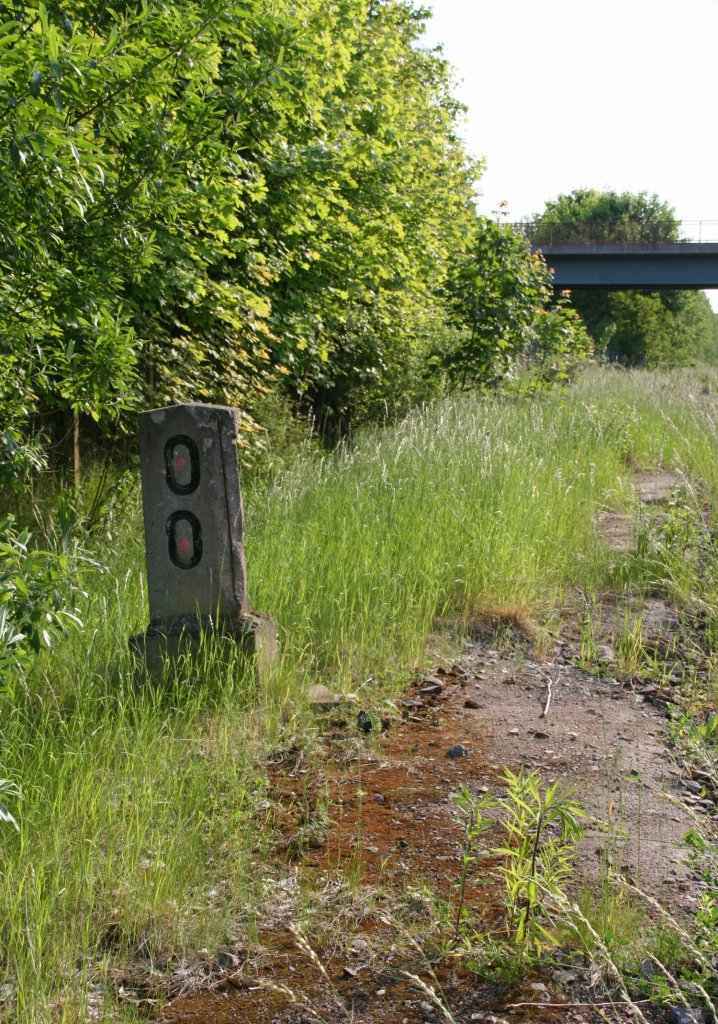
[3,367,718,1019]
[246,384,630,684]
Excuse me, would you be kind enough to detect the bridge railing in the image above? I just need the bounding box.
[512,221,718,245]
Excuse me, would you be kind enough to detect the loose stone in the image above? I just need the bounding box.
[421,681,444,696]
[446,744,469,758]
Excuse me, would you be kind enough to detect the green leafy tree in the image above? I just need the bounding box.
[536,187,678,241]
[257,0,480,432]
[3,0,601,475]
[0,0,485,465]
[441,219,591,389]
[0,518,90,691]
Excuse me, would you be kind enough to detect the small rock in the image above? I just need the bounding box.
[278,875,299,893]
[552,969,578,986]
[364,845,379,854]
[424,673,445,684]
[508,727,519,735]
[464,699,481,709]
[639,959,662,979]
[357,710,373,733]
[567,731,578,740]
[597,644,615,662]
[667,1008,703,1024]
[351,937,369,952]
[341,966,359,979]
[421,681,444,696]
[532,730,549,740]
[528,982,551,1002]
[446,744,469,759]
[373,792,385,803]
[216,950,240,970]
[308,684,341,705]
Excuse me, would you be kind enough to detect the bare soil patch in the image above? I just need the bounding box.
[596,469,684,554]
[161,641,709,1024]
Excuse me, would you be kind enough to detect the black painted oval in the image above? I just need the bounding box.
[167,511,202,569]
[164,434,200,495]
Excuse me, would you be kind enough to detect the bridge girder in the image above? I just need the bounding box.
[533,242,718,290]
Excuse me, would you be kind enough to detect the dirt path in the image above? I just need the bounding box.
[160,640,707,1024]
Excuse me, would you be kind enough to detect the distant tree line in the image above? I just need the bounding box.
[533,189,718,367]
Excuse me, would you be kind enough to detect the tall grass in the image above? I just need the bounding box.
[247,388,630,684]
[2,367,718,1020]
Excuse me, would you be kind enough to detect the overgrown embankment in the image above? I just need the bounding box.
[2,368,718,1021]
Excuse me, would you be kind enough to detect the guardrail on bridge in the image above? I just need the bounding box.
[511,221,718,245]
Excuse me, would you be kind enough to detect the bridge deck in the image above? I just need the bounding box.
[529,240,718,290]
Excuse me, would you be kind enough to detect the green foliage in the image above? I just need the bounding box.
[494,768,585,947]
[533,189,718,367]
[452,783,496,935]
[0,0,486,467]
[538,187,678,236]
[684,831,718,964]
[452,769,585,951]
[0,518,89,689]
[262,0,480,431]
[441,220,591,389]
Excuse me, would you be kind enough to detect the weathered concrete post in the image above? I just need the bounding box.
[130,403,276,675]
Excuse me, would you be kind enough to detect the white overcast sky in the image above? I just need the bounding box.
[421,0,718,227]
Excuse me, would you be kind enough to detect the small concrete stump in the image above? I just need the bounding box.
[130,403,277,677]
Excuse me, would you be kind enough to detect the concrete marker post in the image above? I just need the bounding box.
[129,403,277,676]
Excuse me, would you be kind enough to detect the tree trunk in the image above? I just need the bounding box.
[65,408,80,489]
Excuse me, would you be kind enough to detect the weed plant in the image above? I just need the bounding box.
[452,770,585,951]
[2,368,718,1018]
